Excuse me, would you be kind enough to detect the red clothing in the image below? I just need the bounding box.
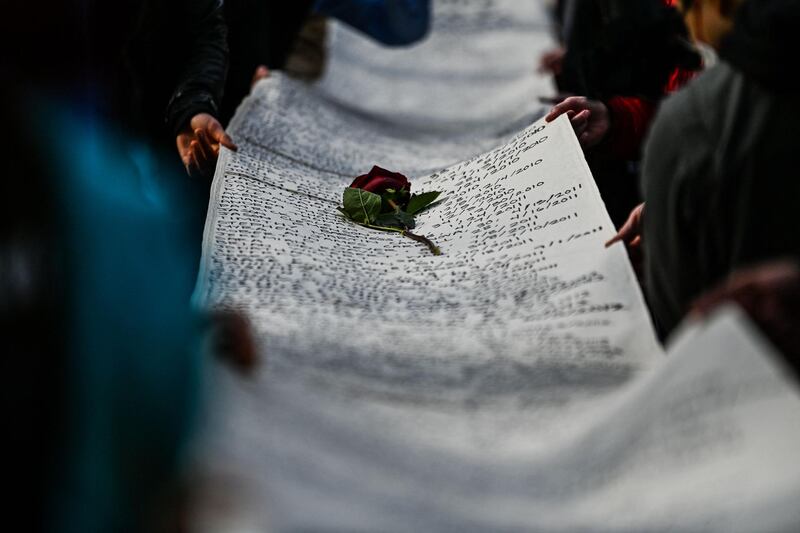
[603,68,694,160]
[603,96,658,161]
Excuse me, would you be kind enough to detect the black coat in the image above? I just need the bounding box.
[221,0,315,124]
[557,0,699,99]
[3,0,229,143]
[115,0,229,140]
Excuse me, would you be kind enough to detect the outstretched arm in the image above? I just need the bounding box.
[168,0,237,178]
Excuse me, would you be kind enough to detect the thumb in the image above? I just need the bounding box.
[208,119,238,151]
[252,65,270,83]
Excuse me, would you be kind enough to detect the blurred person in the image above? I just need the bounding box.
[1,5,257,531]
[2,81,206,532]
[537,0,570,79]
[606,0,800,340]
[222,2,314,124]
[546,0,700,154]
[554,0,699,104]
[221,0,431,123]
[2,88,68,533]
[3,83,258,533]
[544,0,701,225]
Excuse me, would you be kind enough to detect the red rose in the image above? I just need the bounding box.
[350,166,411,195]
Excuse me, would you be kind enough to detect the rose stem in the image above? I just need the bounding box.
[401,230,441,256]
[356,221,442,256]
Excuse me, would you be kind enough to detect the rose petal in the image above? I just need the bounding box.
[361,176,401,194]
[350,172,372,189]
[349,167,411,194]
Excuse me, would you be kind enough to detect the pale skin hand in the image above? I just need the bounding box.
[176,65,269,178]
[606,202,645,249]
[545,96,611,148]
[690,261,800,321]
[688,261,800,366]
[209,309,259,374]
[606,203,645,278]
[251,65,270,87]
[176,113,238,179]
[538,46,566,76]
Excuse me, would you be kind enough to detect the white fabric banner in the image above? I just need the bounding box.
[193,2,800,529]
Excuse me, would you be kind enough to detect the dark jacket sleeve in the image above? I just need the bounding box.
[640,87,716,340]
[165,0,229,137]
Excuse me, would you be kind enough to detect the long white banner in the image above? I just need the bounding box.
[192,73,800,531]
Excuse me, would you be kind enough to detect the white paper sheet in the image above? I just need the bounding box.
[199,308,800,532]
[197,74,660,421]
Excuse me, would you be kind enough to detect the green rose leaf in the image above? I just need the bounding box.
[393,210,416,229]
[342,187,382,224]
[373,213,404,229]
[374,210,416,230]
[406,191,441,215]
